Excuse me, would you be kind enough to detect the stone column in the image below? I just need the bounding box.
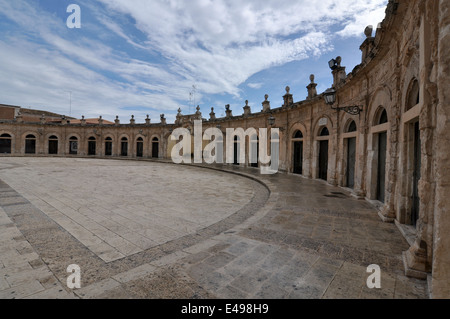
[430,0,450,298]
[403,3,437,282]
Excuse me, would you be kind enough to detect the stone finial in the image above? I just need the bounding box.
[98,116,103,125]
[364,25,373,38]
[262,94,271,112]
[283,86,293,107]
[307,74,318,100]
[160,114,166,125]
[177,108,182,114]
[336,56,342,67]
[130,115,135,125]
[225,104,233,118]
[145,114,151,125]
[81,115,86,126]
[243,100,251,117]
[209,107,216,121]
[115,115,120,126]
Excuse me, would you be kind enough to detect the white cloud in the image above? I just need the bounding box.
[0,0,388,121]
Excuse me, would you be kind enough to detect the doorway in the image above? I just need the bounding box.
[346,137,356,188]
[377,132,387,202]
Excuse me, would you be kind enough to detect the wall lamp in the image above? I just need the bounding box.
[323,88,363,116]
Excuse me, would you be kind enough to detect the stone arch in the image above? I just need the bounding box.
[0,132,13,154]
[367,85,392,126]
[22,131,39,155]
[405,78,420,111]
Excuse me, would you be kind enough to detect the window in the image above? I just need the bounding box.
[347,121,357,133]
[25,134,36,154]
[379,109,388,125]
[0,134,12,154]
[320,127,330,137]
[48,136,58,154]
[293,130,303,139]
[69,137,78,155]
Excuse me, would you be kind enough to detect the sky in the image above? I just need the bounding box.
[0,0,388,123]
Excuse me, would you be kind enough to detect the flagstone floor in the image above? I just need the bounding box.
[0,157,428,299]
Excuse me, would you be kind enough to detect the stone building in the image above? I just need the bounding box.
[0,0,449,298]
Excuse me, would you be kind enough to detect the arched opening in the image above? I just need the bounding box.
[233,136,239,165]
[346,121,357,189]
[378,109,388,125]
[69,136,78,155]
[406,79,420,111]
[25,134,36,154]
[292,130,304,175]
[137,137,144,158]
[318,127,329,180]
[152,137,159,158]
[48,136,58,155]
[121,137,128,156]
[374,107,389,202]
[250,135,259,168]
[0,134,12,154]
[88,137,96,156]
[105,137,113,156]
[347,121,357,133]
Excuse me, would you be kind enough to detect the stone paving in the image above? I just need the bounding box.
[0,157,428,299]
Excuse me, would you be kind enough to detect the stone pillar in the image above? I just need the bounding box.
[430,0,450,298]
[145,115,151,125]
[115,116,120,126]
[403,3,438,282]
[81,116,86,126]
[130,115,135,125]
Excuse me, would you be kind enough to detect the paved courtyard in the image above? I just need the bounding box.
[0,157,428,299]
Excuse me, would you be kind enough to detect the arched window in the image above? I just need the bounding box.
[379,109,388,125]
[293,130,303,139]
[136,137,144,158]
[69,136,78,155]
[25,134,36,154]
[121,137,128,156]
[320,127,330,137]
[406,79,420,111]
[88,137,96,156]
[347,121,357,133]
[152,137,159,158]
[0,134,12,154]
[105,137,113,156]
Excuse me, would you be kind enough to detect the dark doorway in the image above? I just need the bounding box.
[105,138,112,156]
[88,137,96,156]
[347,138,356,189]
[412,122,421,226]
[121,138,128,156]
[25,135,36,154]
[293,141,303,175]
[152,137,159,158]
[137,138,144,157]
[377,132,387,202]
[250,135,259,168]
[0,134,12,154]
[48,136,58,155]
[319,140,329,180]
[233,136,239,165]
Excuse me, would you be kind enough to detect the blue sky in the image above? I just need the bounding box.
[0,0,387,123]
